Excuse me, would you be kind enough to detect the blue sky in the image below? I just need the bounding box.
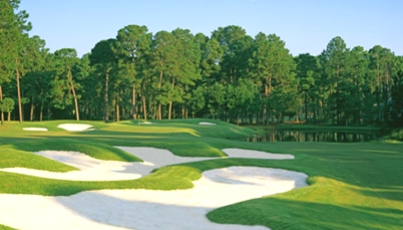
[19,0,403,58]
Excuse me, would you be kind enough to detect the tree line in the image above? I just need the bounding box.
[1,1,403,126]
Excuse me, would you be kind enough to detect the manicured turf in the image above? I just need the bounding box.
[0,146,77,172]
[0,225,15,230]
[205,142,403,230]
[0,119,402,229]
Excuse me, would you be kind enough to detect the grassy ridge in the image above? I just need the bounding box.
[15,139,142,162]
[206,142,403,230]
[0,165,201,195]
[0,225,16,230]
[0,119,402,229]
[0,147,77,172]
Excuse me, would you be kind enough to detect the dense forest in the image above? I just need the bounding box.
[1,1,403,126]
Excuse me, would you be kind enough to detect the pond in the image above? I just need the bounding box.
[245,130,380,143]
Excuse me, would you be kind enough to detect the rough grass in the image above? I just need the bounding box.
[0,119,402,229]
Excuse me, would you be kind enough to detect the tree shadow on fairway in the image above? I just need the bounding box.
[286,143,403,189]
[207,197,403,230]
[355,187,403,203]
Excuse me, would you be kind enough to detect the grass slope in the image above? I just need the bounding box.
[0,225,16,230]
[0,146,77,172]
[0,119,402,229]
[15,139,142,162]
[205,142,403,230]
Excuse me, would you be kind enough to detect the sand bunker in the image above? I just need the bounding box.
[199,122,216,125]
[138,121,155,125]
[0,151,142,181]
[0,148,295,181]
[0,148,215,181]
[0,147,308,229]
[23,127,48,131]
[57,124,93,131]
[222,148,294,160]
[0,167,307,230]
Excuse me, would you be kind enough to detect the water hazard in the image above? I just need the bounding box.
[245,130,379,143]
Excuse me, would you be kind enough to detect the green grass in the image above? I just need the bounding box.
[0,119,402,229]
[14,138,142,162]
[0,165,201,195]
[0,146,77,172]
[205,142,403,230]
[0,224,16,230]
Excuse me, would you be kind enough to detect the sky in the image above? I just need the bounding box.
[19,0,403,58]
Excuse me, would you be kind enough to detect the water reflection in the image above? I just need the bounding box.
[245,131,378,143]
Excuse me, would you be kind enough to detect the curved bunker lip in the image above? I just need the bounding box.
[0,147,308,230]
[23,127,48,131]
[57,124,93,132]
[199,122,216,125]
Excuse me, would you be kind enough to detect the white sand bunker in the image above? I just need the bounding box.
[0,147,295,181]
[223,148,294,160]
[0,148,214,181]
[199,121,216,125]
[0,167,308,230]
[23,127,48,131]
[138,121,155,125]
[58,123,93,131]
[0,147,308,229]
[0,151,142,181]
[117,147,215,172]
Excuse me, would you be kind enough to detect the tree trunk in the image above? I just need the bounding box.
[132,84,137,119]
[168,101,173,120]
[40,102,43,121]
[158,104,162,120]
[168,77,175,120]
[296,110,300,122]
[0,85,3,125]
[8,112,11,122]
[158,69,163,120]
[105,69,109,122]
[305,92,308,122]
[143,96,147,120]
[30,96,35,121]
[116,97,120,122]
[16,61,23,123]
[67,66,80,121]
[47,101,51,120]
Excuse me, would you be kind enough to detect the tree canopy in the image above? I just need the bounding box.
[1,2,403,127]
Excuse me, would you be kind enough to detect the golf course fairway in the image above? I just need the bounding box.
[0,119,402,229]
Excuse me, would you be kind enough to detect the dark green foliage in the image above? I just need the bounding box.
[1,2,402,127]
[0,98,14,113]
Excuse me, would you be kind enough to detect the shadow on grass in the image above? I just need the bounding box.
[207,197,403,230]
[355,187,403,203]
